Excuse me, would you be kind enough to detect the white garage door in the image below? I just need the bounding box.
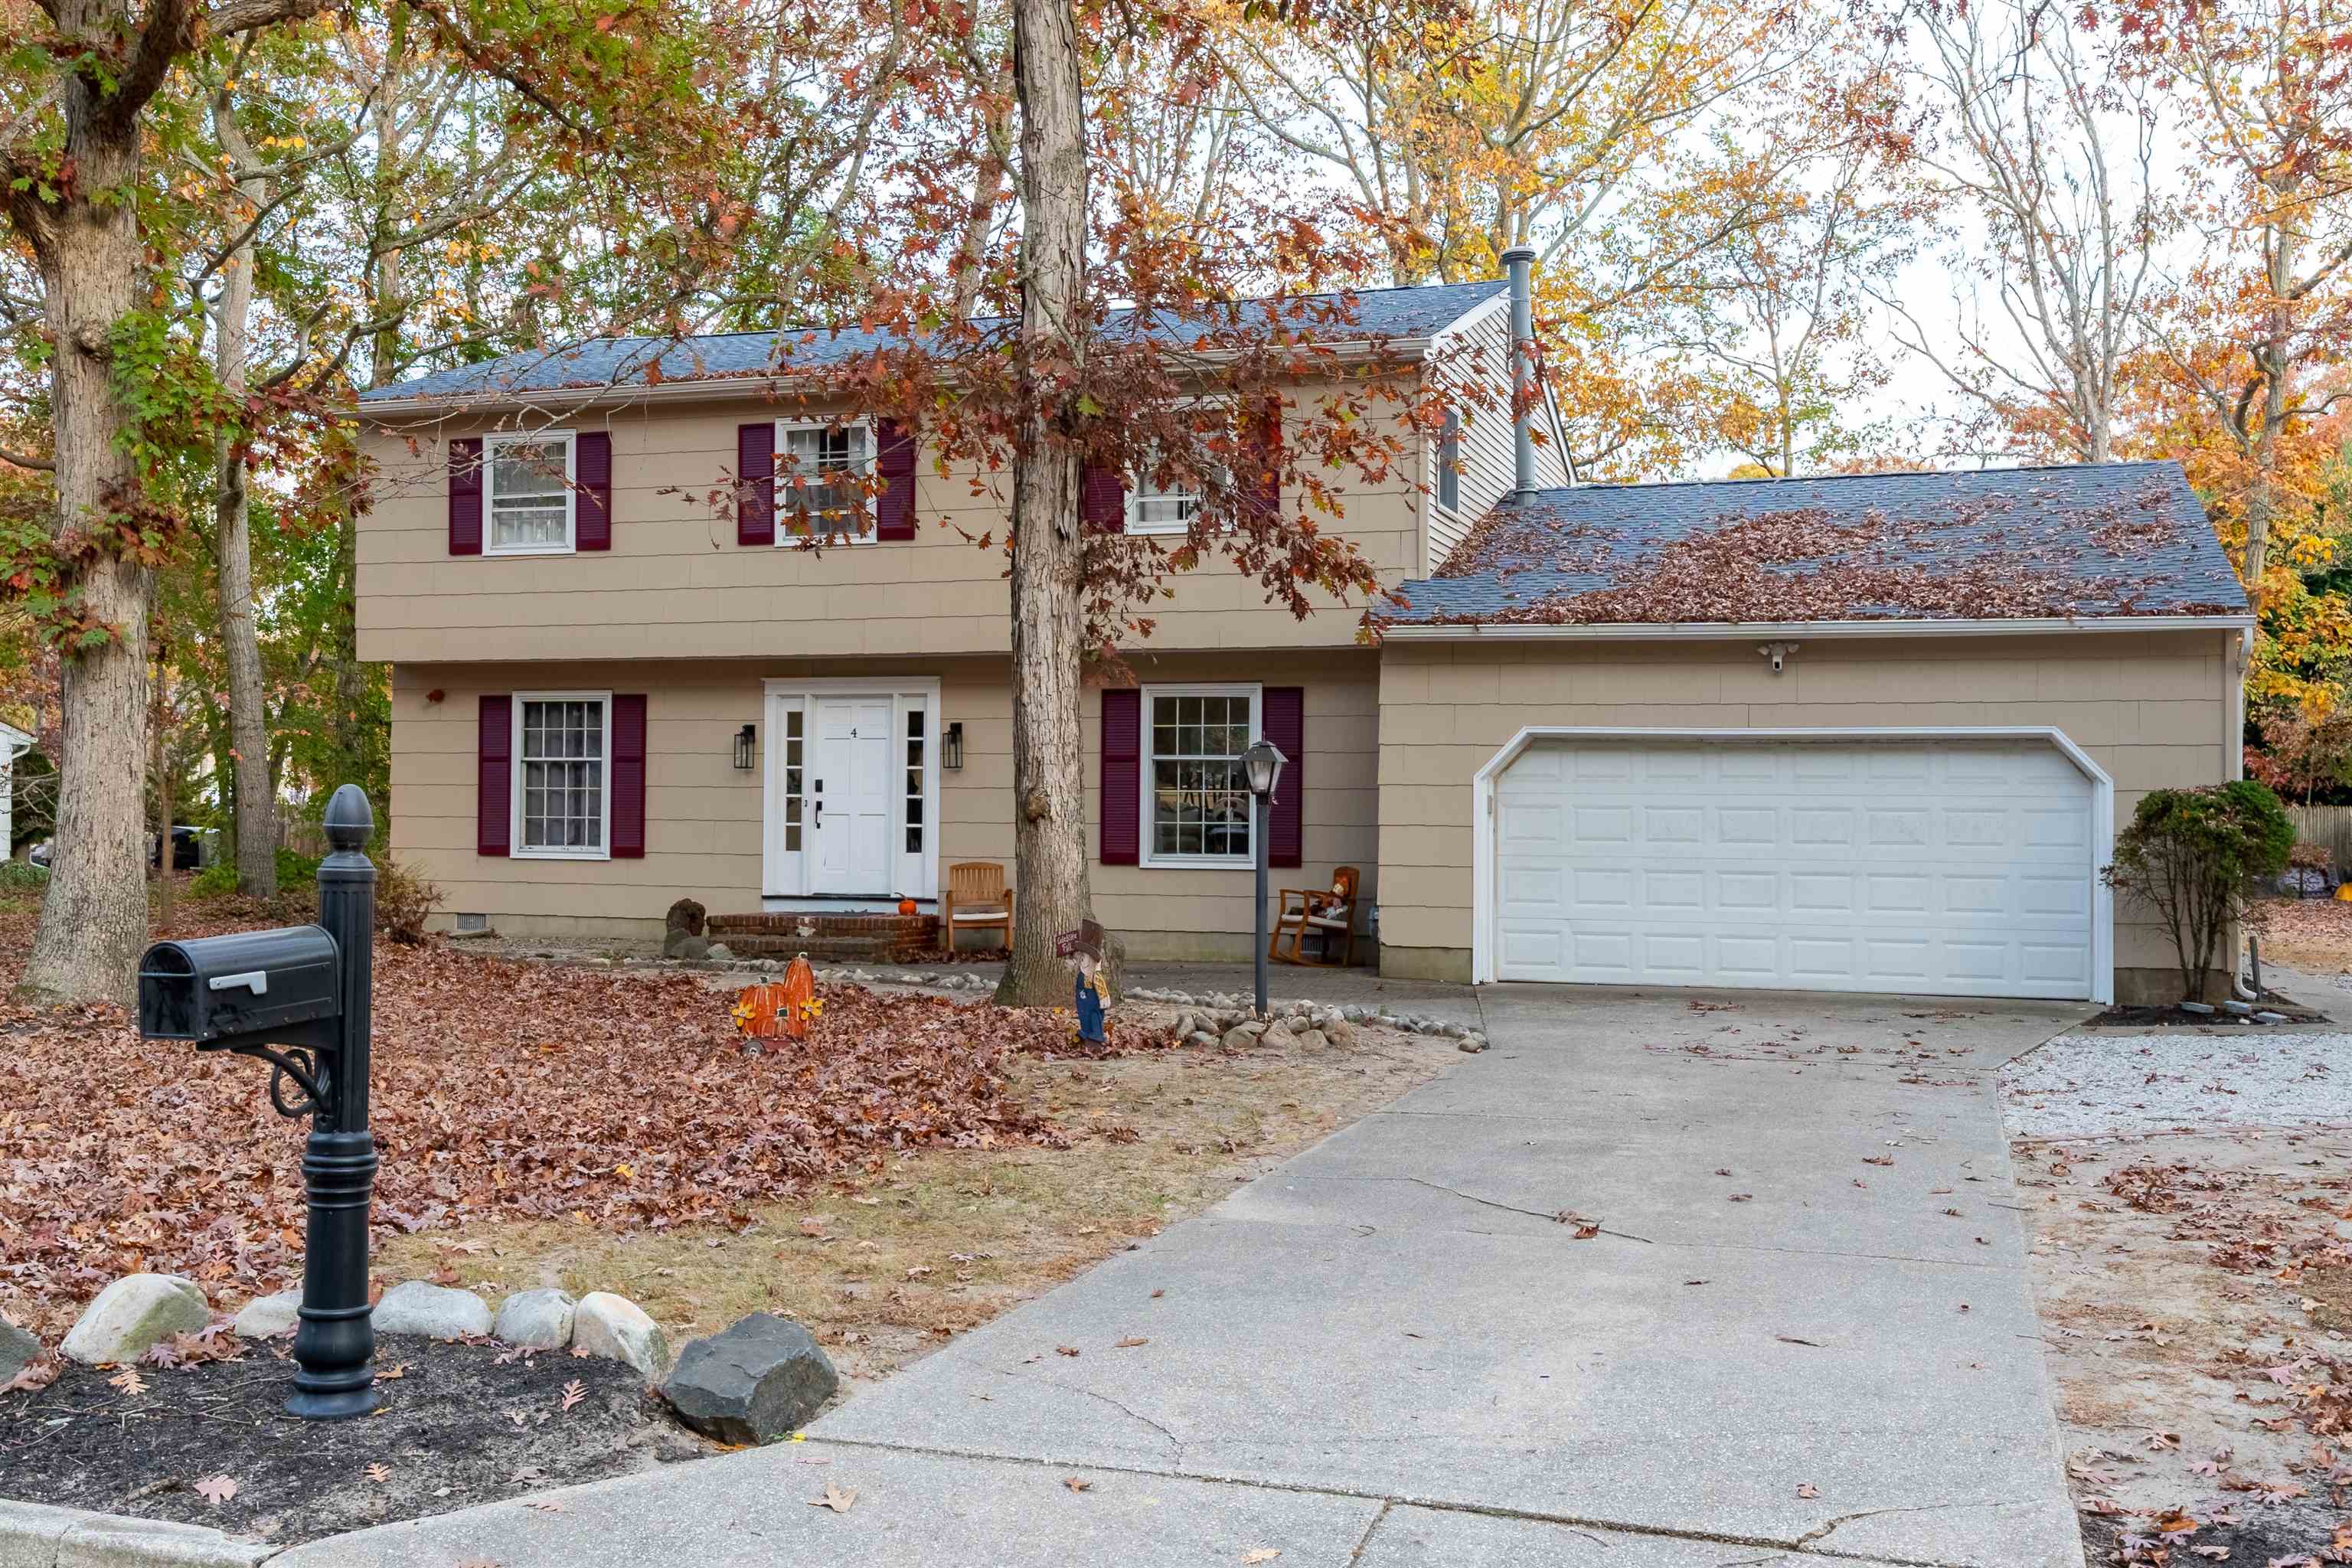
[1491,738,2096,1000]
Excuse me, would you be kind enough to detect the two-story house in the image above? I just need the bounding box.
[357,257,2251,1004]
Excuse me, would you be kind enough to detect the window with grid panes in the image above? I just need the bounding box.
[518,697,606,853]
[1145,688,1256,863]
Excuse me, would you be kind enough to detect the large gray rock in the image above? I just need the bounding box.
[662,898,707,958]
[372,1280,494,1339]
[495,1288,578,1350]
[1324,1017,1358,1047]
[1,1317,41,1383]
[662,1313,839,1444]
[60,1274,210,1364]
[573,1292,671,1380]
[232,1289,302,1339]
[1259,1022,1301,1051]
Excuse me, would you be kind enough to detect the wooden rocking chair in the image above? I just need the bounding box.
[1270,866,1360,967]
[942,861,1014,952]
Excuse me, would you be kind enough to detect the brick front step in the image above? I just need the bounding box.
[707,913,939,962]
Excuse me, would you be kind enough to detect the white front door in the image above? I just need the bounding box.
[809,695,895,894]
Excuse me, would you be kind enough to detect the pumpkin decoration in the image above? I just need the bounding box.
[897,896,918,916]
[730,952,822,1040]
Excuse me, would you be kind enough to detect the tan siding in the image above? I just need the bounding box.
[394,651,1380,960]
[1374,631,2237,997]
[358,394,1418,667]
[1419,299,1574,573]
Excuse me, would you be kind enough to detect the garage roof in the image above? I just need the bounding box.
[1387,461,2249,629]
[358,279,1508,409]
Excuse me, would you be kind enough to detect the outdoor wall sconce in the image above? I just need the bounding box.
[733,723,756,770]
[943,721,965,771]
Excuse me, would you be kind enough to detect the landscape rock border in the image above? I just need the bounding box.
[816,965,1493,1051]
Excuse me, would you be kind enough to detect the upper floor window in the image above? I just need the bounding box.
[487,430,575,555]
[1142,684,1259,867]
[515,694,609,858]
[779,420,874,541]
[1129,450,1201,535]
[1436,410,1461,512]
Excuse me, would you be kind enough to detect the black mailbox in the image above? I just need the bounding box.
[139,926,341,1050]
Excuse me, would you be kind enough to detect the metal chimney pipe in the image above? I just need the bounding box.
[1501,245,1538,502]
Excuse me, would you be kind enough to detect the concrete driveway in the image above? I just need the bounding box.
[290,986,2086,1568]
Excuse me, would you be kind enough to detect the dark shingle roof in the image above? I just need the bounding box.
[358,279,1508,407]
[1386,461,2248,626]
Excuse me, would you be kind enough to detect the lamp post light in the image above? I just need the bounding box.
[1241,737,1287,1019]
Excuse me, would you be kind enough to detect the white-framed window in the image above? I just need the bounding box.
[777,418,875,541]
[1142,683,1261,868]
[485,430,576,555]
[513,692,610,858]
[1127,446,1203,535]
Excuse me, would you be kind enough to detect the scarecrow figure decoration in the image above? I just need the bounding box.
[1057,920,1110,1046]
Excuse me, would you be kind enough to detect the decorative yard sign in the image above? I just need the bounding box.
[732,953,822,1040]
[134,785,382,1420]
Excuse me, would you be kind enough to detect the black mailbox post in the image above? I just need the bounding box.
[138,785,381,1419]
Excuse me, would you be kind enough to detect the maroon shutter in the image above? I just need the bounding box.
[610,694,646,858]
[737,423,774,545]
[1263,686,1303,869]
[576,430,612,550]
[875,419,916,541]
[449,438,483,555]
[477,695,511,856]
[1082,465,1126,533]
[1249,399,1282,522]
[1100,688,1141,865]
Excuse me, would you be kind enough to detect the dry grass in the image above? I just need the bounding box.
[377,1004,1458,1391]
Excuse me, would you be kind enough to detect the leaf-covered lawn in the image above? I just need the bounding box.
[0,903,1167,1332]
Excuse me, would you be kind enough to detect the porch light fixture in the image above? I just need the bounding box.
[943,721,965,771]
[1242,737,1286,802]
[1243,737,1288,1018]
[733,723,756,771]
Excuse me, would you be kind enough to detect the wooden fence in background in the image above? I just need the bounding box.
[2288,805,2352,874]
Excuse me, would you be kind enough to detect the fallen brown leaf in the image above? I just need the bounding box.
[193,1475,237,1506]
[808,1481,857,1514]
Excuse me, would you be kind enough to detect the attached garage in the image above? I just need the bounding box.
[1374,461,2256,1004]
[1481,731,2108,1001]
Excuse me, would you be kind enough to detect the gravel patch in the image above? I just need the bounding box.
[2001,1031,2352,1138]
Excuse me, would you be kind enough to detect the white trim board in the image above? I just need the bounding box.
[1467,725,2116,1004]
[1385,614,2252,642]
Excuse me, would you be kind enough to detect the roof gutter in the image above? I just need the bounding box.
[1380,613,2256,642]
[353,334,1439,423]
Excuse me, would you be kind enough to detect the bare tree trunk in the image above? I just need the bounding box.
[996,0,1096,1008]
[153,658,174,933]
[17,55,156,1005]
[951,73,1014,322]
[212,101,279,897]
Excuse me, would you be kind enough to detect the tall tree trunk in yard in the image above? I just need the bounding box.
[212,102,280,897]
[996,0,1096,1007]
[153,657,174,933]
[12,13,159,1004]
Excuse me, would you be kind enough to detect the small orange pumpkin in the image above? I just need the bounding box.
[897,897,918,916]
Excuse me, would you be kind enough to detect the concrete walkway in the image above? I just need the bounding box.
[285,987,2087,1568]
